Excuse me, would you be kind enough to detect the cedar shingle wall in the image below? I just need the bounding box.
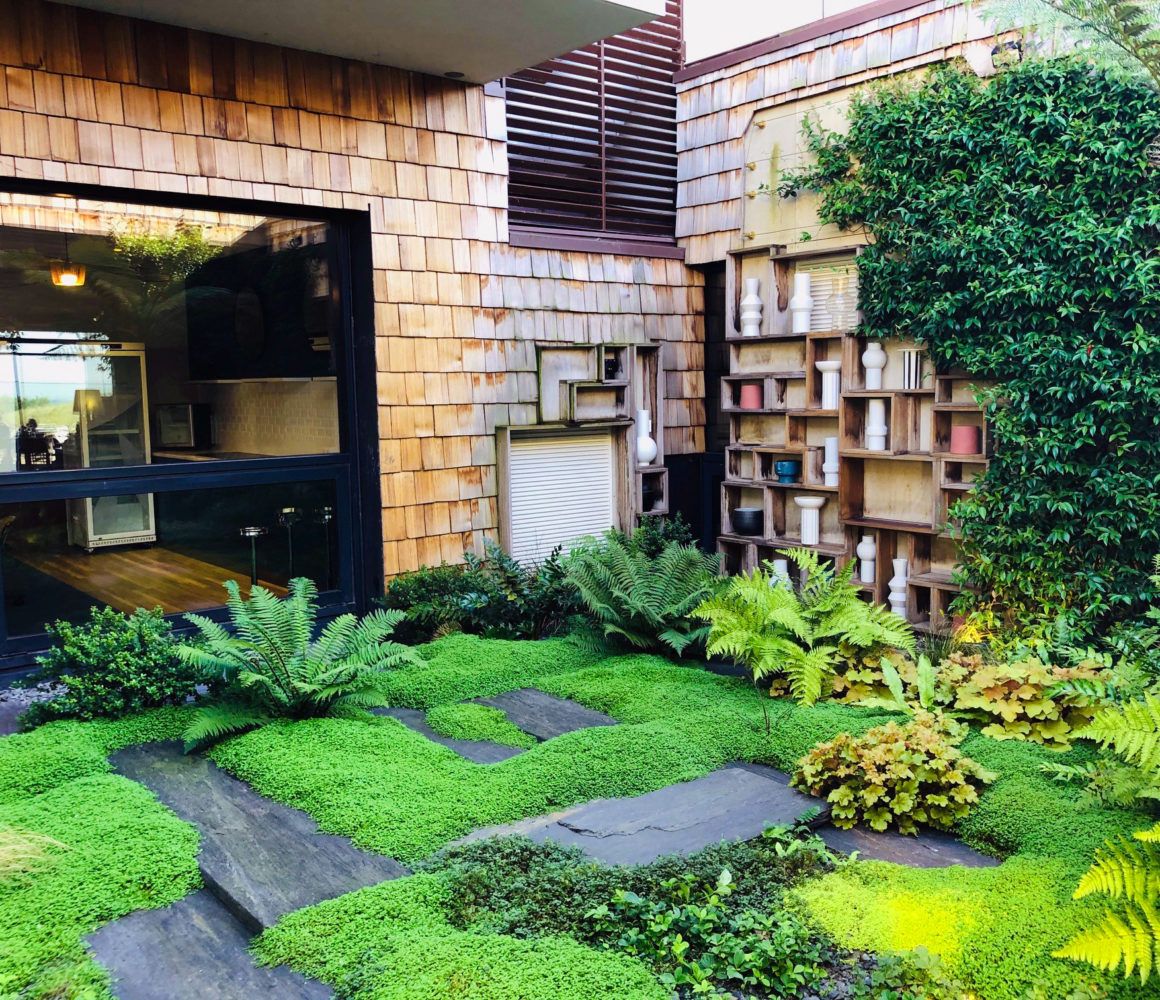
[675,0,995,264]
[0,0,706,577]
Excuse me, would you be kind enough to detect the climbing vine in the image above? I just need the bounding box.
[781,61,1160,630]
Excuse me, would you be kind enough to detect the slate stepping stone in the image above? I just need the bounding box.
[88,889,331,1000]
[818,825,999,868]
[470,688,617,741]
[374,707,524,763]
[462,762,826,866]
[112,743,407,933]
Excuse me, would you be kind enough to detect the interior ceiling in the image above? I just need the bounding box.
[57,0,665,83]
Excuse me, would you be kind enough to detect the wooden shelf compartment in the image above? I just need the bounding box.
[939,456,989,489]
[756,446,825,488]
[843,336,931,393]
[636,466,669,517]
[786,412,839,451]
[839,394,914,455]
[932,407,990,459]
[598,344,631,383]
[728,411,791,450]
[728,338,808,376]
[566,381,630,422]
[720,374,807,414]
[721,482,780,539]
[804,334,855,409]
[839,455,940,530]
[933,373,995,406]
[717,536,755,575]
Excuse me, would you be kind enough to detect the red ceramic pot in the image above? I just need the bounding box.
[739,382,763,410]
[949,424,982,455]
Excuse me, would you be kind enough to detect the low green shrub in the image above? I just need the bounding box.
[18,607,201,729]
[566,535,723,657]
[379,542,580,643]
[179,578,420,748]
[615,512,695,559]
[694,548,914,705]
[424,704,536,749]
[793,711,996,835]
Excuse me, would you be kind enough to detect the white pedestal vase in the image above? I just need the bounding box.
[815,360,842,411]
[862,341,887,391]
[635,409,658,465]
[866,398,888,451]
[740,278,763,338]
[822,436,839,487]
[789,273,813,334]
[794,495,826,546]
[856,534,876,584]
[888,558,908,618]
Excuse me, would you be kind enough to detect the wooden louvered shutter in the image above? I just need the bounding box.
[504,0,681,245]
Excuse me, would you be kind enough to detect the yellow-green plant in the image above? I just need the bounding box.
[791,711,996,835]
[692,548,913,706]
[0,825,64,882]
[1055,694,1160,982]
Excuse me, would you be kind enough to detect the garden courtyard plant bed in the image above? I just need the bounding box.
[2,633,1156,1000]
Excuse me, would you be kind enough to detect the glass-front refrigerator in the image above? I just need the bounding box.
[0,337,155,550]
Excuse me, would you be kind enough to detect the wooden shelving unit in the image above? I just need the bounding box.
[719,246,991,630]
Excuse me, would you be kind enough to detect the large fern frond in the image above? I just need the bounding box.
[1085,695,1160,775]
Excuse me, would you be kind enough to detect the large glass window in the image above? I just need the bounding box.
[0,189,369,662]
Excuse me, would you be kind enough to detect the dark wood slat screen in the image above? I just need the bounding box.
[505,0,681,242]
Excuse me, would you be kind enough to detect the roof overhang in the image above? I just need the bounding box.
[57,0,665,83]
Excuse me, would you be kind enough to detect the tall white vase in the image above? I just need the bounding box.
[822,436,839,487]
[866,398,888,451]
[740,278,763,337]
[888,558,908,618]
[862,341,887,391]
[635,409,658,465]
[815,360,841,411]
[901,349,923,390]
[794,495,826,546]
[856,534,876,584]
[789,273,813,334]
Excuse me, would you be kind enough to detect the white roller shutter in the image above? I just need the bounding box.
[798,256,859,332]
[509,430,615,563]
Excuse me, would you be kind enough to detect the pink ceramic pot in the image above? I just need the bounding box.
[949,424,982,455]
[739,382,763,410]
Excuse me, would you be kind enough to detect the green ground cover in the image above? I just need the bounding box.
[424,703,538,749]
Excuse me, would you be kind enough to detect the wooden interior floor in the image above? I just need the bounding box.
[19,547,288,615]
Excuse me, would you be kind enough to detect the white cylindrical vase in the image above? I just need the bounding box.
[769,558,791,588]
[856,534,876,584]
[636,408,657,465]
[822,436,839,487]
[740,277,763,337]
[866,398,888,451]
[888,558,908,618]
[862,341,887,391]
[794,495,826,546]
[789,273,813,334]
[901,349,923,391]
[815,360,842,411]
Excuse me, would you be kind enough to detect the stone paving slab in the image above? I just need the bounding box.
[373,707,524,763]
[819,824,999,868]
[461,762,827,865]
[88,890,332,1000]
[470,688,617,741]
[112,743,407,933]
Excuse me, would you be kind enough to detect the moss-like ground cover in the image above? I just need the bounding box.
[424,703,537,749]
[3,634,1155,1000]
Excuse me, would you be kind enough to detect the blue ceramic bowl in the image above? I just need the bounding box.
[773,460,801,484]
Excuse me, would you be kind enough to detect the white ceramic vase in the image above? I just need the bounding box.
[866,398,888,451]
[901,349,923,391]
[815,360,842,411]
[888,557,908,618]
[794,495,826,546]
[856,534,876,584]
[862,341,887,391]
[636,408,658,465]
[789,273,813,334]
[822,436,839,487]
[769,557,791,588]
[740,278,763,337]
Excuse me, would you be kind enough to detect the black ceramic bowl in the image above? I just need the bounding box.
[732,506,763,536]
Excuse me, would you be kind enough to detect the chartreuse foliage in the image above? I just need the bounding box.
[782,60,1160,627]
[1055,695,1160,982]
[424,703,536,749]
[693,548,914,705]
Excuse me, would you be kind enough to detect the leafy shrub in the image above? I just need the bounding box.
[693,548,914,705]
[424,703,536,749]
[792,711,996,834]
[615,513,696,559]
[566,536,723,657]
[18,606,201,728]
[1055,695,1160,983]
[380,542,580,644]
[585,867,827,998]
[180,578,421,747]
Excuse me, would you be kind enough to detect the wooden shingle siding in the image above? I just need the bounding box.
[0,0,705,577]
[675,0,995,264]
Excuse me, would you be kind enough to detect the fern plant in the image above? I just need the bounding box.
[565,536,723,657]
[1054,694,1160,981]
[179,578,421,748]
[691,549,914,706]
